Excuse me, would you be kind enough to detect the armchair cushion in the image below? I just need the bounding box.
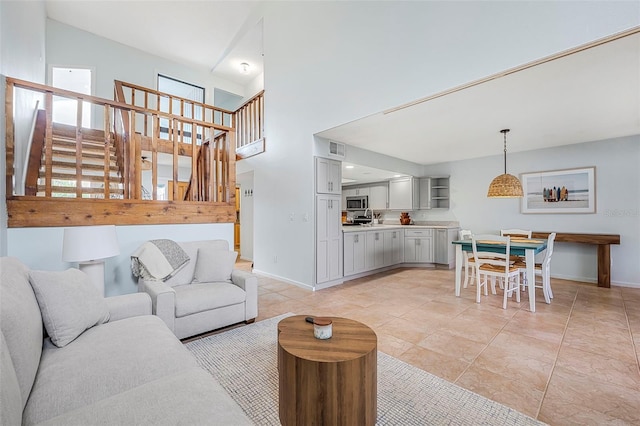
[29,268,110,348]
[174,283,246,318]
[193,248,238,283]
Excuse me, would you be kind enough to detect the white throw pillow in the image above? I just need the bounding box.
[29,268,110,348]
[193,248,238,283]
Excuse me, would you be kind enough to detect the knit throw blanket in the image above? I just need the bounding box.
[131,239,190,281]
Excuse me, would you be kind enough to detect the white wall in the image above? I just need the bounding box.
[7,223,233,296]
[0,0,47,255]
[244,1,638,287]
[237,171,254,261]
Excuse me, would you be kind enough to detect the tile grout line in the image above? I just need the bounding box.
[451,301,520,385]
[620,290,640,377]
[534,283,578,420]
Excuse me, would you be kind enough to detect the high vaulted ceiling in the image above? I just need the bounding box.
[45,0,265,86]
[44,2,639,175]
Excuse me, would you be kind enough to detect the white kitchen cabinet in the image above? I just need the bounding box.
[368,184,388,210]
[316,195,342,284]
[388,177,419,211]
[419,177,431,209]
[316,157,341,195]
[365,231,385,270]
[404,229,433,263]
[383,229,403,266]
[342,187,369,197]
[343,232,366,276]
[434,227,459,268]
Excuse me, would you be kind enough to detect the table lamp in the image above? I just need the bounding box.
[62,225,120,297]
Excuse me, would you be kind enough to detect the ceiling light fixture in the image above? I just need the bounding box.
[239,62,250,75]
[487,129,523,198]
[141,156,152,171]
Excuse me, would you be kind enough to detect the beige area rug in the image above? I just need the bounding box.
[185,314,545,425]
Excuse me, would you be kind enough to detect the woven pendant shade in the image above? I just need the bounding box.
[487,173,523,197]
[487,129,523,198]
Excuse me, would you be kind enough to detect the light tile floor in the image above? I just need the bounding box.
[238,261,640,425]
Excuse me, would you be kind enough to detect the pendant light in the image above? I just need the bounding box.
[487,129,523,198]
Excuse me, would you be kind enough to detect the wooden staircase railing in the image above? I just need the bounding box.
[182,131,231,201]
[5,77,237,228]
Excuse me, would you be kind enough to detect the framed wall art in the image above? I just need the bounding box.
[521,167,595,214]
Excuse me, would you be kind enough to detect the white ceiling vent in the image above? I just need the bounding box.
[329,141,345,158]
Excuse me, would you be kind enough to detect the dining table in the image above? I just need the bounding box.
[452,237,548,312]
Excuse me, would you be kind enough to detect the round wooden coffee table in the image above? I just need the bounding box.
[277,315,377,426]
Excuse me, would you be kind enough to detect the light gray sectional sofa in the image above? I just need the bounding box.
[138,240,258,339]
[0,257,252,426]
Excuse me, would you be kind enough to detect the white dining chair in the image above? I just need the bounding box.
[500,229,532,265]
[459,229,475,288]
[517,232,556,304]
[500,229,532,238]
[472,234,521,309]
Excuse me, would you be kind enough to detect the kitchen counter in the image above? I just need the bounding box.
[342,223,459,232]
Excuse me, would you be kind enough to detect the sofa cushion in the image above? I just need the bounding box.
[0,257,43,409]
[174,283,246,318]
[193,248,238,283]
[29,268,110,348]
[22,315,202,425]
[34,368,252,426]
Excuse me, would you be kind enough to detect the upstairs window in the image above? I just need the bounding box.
[157,74,205,144]
[51,67,92,128]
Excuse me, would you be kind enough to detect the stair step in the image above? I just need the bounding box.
[37,185,125,195]
[50,138,116,153]
[45,161,120,173]
[44,172,123,183]
[50,148,117,162]
[52,123,107,142]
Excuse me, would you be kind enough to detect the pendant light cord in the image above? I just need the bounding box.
[501,129,510,174]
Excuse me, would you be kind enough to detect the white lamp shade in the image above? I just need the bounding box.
[62,225,120,263]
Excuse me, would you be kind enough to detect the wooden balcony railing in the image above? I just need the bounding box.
[235,90,265,159]
[5,77,236,228]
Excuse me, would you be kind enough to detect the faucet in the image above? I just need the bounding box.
[364,208,371,220]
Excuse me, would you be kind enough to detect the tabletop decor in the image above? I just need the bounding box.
[521,167,595,214]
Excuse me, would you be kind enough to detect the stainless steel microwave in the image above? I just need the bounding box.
[345,196,368,211]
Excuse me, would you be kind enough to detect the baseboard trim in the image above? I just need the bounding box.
[251,268,313,291]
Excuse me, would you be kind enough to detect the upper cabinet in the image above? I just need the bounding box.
[419,176,450,209]
[388,177,419,210]
[368,183,388,210]
[430,176,450,209]
[419,177,431,209]
[316,157,341,195]
[343,187,370,197]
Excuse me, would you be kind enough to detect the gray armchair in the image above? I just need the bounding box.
[137,240,258,339]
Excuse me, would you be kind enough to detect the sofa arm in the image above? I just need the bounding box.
[231,270,258,321]
[138,279,176,332]
[105,293,152,322]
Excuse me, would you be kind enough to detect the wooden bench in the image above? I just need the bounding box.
[531,232,621,288]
